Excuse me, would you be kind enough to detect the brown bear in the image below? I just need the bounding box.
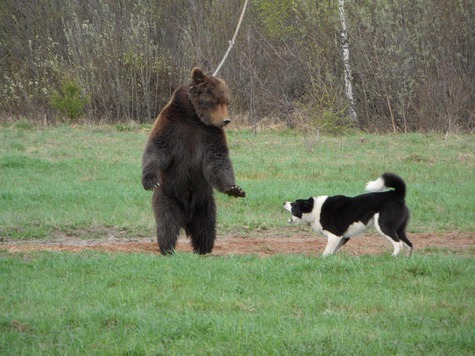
[142,67,245,255]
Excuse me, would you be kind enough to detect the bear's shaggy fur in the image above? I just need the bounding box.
[142,68,245,255]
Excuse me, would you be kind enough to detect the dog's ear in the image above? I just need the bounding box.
[301,198,314,213]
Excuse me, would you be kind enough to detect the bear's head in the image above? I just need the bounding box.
[188,67,231,128]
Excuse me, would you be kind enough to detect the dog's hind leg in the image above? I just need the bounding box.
[374,214,404,256]
[323,233,343,256]
[397,228,413,256]
[378,230,403,256]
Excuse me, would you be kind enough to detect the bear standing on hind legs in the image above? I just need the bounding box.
[142,67,245,255]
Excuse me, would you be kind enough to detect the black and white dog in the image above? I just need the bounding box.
[283,173,413,256]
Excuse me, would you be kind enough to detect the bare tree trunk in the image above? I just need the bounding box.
[338,0,358,126]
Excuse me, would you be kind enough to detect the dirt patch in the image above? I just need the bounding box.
[1,230,473,256]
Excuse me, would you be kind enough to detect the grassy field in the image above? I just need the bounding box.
[1,124,474,354]
[1,252,473,354]
[0,124,474,239]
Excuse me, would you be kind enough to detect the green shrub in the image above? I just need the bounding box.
[11,118,34,130]
[51,81,89,122]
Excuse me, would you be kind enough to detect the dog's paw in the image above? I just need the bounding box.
[224,185,246,198]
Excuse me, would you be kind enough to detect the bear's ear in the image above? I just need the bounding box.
[191,67,207,86]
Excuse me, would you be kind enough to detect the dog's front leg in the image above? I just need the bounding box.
[334,237,350,254]
[323,233,343,256]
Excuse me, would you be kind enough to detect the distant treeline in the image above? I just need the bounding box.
[1,0,473,132]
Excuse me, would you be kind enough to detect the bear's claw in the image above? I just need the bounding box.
[225,185,246,198]
[142,178,160,191]
[142,170,162,190]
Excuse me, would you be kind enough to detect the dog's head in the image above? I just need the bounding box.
[283,198,314,224]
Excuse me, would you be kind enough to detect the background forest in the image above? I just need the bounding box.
[0,0,473,132]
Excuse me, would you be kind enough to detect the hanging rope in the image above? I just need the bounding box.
[212,0,249,77]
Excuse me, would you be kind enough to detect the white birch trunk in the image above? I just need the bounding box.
[338,0,358,125]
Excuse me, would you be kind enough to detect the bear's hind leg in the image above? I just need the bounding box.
[153,192,184,255]
[186,199,217,255]
[156,220,180,255]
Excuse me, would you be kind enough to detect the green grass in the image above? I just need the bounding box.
[1,251,473,354]
[2,125,473,239]
[1,125,474,354]
[1,125,149,238]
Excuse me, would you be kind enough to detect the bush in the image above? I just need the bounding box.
[50,81,89,122]
[11,118,34,130]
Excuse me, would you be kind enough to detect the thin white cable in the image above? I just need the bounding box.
[212,0,249,77]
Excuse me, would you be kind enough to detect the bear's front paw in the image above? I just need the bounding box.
[142,173,160,191]
[225,185,246,198]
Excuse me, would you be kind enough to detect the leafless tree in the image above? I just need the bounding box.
[0,0,472,132]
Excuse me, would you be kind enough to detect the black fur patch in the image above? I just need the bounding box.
[291,198,314,218]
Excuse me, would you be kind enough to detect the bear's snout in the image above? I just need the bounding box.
[223,118,231,126]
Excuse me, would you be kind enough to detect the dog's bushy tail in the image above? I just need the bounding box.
[365,173,406,198]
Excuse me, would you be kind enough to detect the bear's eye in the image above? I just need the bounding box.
[208,98,222,106]
[198,97,215,107]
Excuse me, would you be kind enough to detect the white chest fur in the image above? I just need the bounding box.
[309,196,327,235]
[343,218,374,237]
